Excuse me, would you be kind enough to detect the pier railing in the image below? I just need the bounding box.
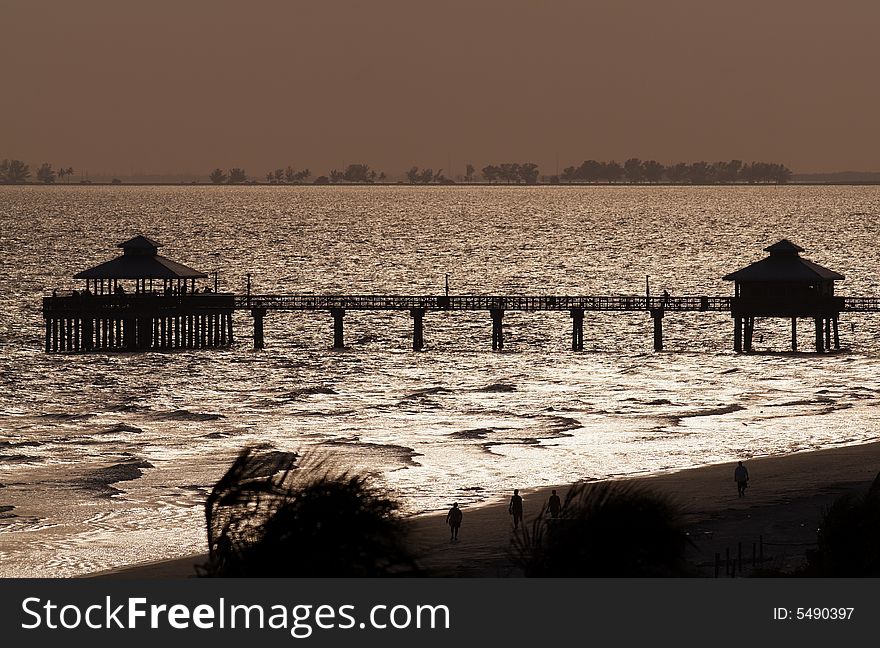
[43,293,235,315]
[233,294,733,312]
[843,297,880,312]
[43,292,880,314]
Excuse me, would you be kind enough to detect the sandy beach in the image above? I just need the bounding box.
[92,441,880,578]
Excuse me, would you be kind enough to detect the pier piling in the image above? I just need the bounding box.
[331,308,345,349]
[733,317,742,353]
[252,308,266,350]
[650,308,664,351]
[570,308,584,351]
[490,308,504,350]
[744,317,754,352]
[410,308,425,351]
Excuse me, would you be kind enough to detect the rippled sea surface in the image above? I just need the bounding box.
[2,185,880,576]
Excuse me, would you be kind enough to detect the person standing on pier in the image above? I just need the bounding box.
[446,502,462,541]
[735,461,750,497]
[509,489,524,529]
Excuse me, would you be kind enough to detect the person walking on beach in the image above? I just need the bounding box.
[509,489,524,529]
[446,503,462,541]
[547,489,562,518]
[735,461,749,497]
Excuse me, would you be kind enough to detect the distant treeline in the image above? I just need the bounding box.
[0,157,795,186]
[0,160,78,184]
[560,159,792,184]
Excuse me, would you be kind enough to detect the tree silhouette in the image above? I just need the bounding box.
[201,448,419,577]
[686,161,712,184]
[667,162,689,183]
[642,160,665,183]
[343,164,373,183]
[715,160,742,183]
[465,163,475,182]
[602,161,623,183]
[36,163,56,184]
[328,169,344,183]
[0,159,31,183]
[624,158,644,183]
[228,168,247,184]
[519,162,540,184]
[512,481,691,577]
[209,168,227,184]
[481,164,500,183]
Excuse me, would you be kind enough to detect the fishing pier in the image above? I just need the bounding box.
[43,237,880,354]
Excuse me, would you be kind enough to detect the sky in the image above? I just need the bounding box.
[2,0,879,177]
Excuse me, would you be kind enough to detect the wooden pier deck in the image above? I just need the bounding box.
[42,292,880,354]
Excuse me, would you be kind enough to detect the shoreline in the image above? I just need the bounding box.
[91,440,880,578]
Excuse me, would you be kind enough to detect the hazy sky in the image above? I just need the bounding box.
[2,0,879,176]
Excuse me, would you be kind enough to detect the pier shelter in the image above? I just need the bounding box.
[43,236,234,352]
[723,240,844,353]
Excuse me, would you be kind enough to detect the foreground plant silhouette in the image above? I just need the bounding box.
[805,472,880,576]
[202,448,420,576]
[512,481,692,577]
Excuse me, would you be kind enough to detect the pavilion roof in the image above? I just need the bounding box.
[723,240,844,283]
[73,236,207,280]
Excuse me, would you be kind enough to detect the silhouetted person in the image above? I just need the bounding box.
[662,290,670,306]
[445,273,450,297]
[509,489,523,529]
[547,489,561,518]
[446,502,462,541]
[735,461,749,497]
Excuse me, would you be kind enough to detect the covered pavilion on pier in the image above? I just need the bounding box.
[723,239,844,352]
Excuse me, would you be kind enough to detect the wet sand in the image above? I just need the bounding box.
[92,441,880,578]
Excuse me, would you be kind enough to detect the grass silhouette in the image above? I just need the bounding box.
[807,471,880,576]
[201,447,419,577]
[512,481,692,577]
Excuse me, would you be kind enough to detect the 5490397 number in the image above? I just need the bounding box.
[774,607,854,620]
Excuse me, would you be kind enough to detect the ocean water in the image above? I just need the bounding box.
[2,185,880,577]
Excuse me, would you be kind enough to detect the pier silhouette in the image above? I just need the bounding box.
[42,237,880,354]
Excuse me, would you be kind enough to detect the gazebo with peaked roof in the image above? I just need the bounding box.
[74,235,208,295]
[45,235,233,353]
[723,239,844,352]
